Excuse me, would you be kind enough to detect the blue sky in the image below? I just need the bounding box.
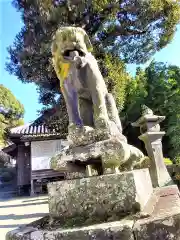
[0,0,43,123]
[0,1,180,123]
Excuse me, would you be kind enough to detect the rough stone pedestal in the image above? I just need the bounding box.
[50,138,144,176]
[48,169,153,224]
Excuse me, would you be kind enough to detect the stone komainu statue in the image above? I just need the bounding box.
[51,26,145,173]
[51,26,124,144]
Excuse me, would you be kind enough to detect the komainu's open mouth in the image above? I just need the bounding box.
[63,49,84,58]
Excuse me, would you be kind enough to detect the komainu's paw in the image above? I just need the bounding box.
[134,156,151,169]
[95,116,109,130]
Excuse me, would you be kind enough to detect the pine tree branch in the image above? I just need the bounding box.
[108,26,147,37]
[101,25,147,46]
[85,2,122,34]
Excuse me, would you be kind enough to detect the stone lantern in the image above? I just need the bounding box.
[132,106,173,187]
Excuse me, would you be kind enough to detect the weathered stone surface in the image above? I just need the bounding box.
[48,169,153,224]
[132,109,173,188]
[134,214,180,240]
[139,132,173,187]
[65,171,87,180]
[67,121,126,147]
[50,138,144,175]
[6,219,134,240]
[6,226,37,240]
[46,219,134,240]
[6,185,180,240]
[133,185,180,239]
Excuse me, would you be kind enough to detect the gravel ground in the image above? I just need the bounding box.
[0,195,48,240]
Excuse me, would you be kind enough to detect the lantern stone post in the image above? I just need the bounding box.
[132,106,173,188]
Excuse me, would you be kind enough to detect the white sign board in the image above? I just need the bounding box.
[31,139,67,170]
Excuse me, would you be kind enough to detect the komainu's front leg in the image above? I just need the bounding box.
[91,89,109,129]
[79,97,94,127]
[105,93,122,133]
[83,55,109,130]
[62,78,83,127]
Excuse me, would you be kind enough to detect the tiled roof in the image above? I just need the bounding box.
[11,123,50,135]
[10,122,61,138]
[9,107,65,139]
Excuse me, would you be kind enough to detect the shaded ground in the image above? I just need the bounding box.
[0,195,48,240]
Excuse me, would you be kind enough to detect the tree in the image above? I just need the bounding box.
[122,62,180,160]
[0,151,10,166]
[0,85,24,147]
[6,0,180,109]
[145,62,180,159]
[121,67,148,152]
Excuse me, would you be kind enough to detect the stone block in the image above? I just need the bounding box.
[6,219,134,240]
[48,169,153,225]
[45,219,134,240]
[134,214,180,240]
[133,185,180,239]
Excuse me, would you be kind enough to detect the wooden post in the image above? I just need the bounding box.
[30,179,35,196]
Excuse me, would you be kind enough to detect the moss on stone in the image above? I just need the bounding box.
[50,156,58,169]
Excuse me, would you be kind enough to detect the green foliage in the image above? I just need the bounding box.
[145,62,180,158]
[0,85,24,147]
[6,0,180,108]
[122,62,180,159]
[164,158,173,165]
[101,54,131,110]
[175,156,180,165]
[122,67,148,126]
[175,172,180,181]
[5,1,180,142]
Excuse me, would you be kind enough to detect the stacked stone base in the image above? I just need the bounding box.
[48,169,153,224]
[6,171,180,240]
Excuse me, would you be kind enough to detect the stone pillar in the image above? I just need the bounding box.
[132,108,173,188]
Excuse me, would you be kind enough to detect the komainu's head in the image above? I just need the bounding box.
[51,26,93,60]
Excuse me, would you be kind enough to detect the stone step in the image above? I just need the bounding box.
[7,219,134,240]
[6,185,180,240]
